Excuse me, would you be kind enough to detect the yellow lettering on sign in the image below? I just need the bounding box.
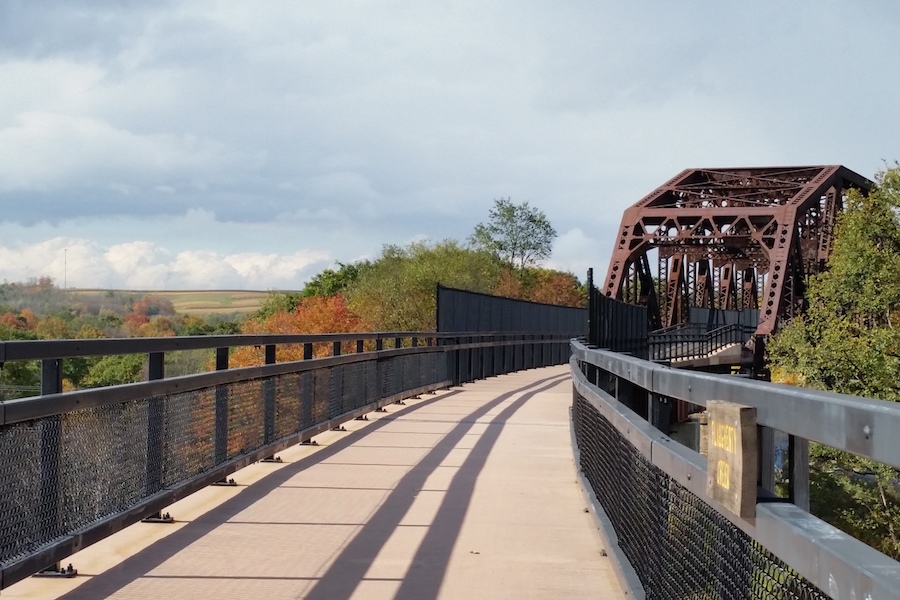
[710,422,737,454]
[716,459,731,490]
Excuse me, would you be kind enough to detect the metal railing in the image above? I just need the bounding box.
[571,339,900,599]
[0,330,574,589]
[648,322,748,361]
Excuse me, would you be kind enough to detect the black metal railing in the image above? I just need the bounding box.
[648,322,747,361]
[571,339,900,599]
[0,330,574,589]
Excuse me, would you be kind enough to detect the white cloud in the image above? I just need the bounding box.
[547,228,604,282]
[0,237,331,290]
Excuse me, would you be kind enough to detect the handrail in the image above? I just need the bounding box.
[570,339,900,599]
[648,323,744,361]
[0,330,583,362]
[573,340,900,466]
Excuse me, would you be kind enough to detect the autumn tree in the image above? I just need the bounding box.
[131,294,176,318]
[232,295,368,366]
[469,198,557,268]
[769,164,900,558]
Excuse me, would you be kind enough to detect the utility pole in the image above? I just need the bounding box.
[64,248,67,289]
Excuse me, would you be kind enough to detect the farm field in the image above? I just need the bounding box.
[71,289,280,315]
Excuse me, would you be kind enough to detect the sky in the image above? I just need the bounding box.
[1,1,897,290]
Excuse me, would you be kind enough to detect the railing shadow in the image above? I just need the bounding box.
[52,391,461,599]
[54,372,568,599]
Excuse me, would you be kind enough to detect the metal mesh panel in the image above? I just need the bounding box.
[162,390,215,487]
[60,402,149,531]
[381,356,398,398]
[312,369,331,423]
[227,381,265,459]
[0,421,43,565]
[573,392,828,600]
[275,373,302,440]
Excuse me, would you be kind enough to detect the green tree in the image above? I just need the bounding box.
[301,261,371,299]
[769,164,900,559]
[347,241,502,331]
[469,198,557,268]
[83,354,146,387]
[770,166,900,398]
[252,291,304,321]
[0,325,40,399]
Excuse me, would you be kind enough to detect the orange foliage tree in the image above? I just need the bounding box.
[131,294,176,318]
[490,267,586,308]
[231,295,370,366]
[526,270,586,306]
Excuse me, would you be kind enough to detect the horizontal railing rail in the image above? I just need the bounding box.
[648,323,746,361]
[0,330,574,590]
[0,330,581,362]
[571,339,900,599]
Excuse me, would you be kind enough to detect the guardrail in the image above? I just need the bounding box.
[0,330,574,590]
[570,339,900,600]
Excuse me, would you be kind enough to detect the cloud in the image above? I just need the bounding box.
[0,111,256,192]
[0,237,331,290]
[547,228,605,282]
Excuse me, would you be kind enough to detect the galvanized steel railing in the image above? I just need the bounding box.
[571,339,900,599]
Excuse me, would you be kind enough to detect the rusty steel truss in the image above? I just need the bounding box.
[603,166,872,335]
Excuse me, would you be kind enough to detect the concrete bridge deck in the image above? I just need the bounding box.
[7,366,623,600]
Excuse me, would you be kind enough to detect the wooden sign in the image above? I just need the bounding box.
[706,400,757,519]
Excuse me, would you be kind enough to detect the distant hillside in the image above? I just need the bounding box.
[70,289,278,315]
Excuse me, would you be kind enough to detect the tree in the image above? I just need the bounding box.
[346,241,502,331]
[769,165,900,398]
[469,198,557,268]
[253,291,304,321]
[769,164,900,559]
[490,267,586,307]
[83,354,145,387]
[301,261,371,299]
[232,295,368,365]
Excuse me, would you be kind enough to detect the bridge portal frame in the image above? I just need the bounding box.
[603,165,872,335]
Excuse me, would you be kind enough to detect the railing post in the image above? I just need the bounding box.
[303,342,313,360]
[332,341,342,356]
[36,358,72,576]
[143,352,171,523]
[214,348,230,470]
[789,435,810,510]
[356,339,364,354]
[262,345,278,459]
[758,425,777,494]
